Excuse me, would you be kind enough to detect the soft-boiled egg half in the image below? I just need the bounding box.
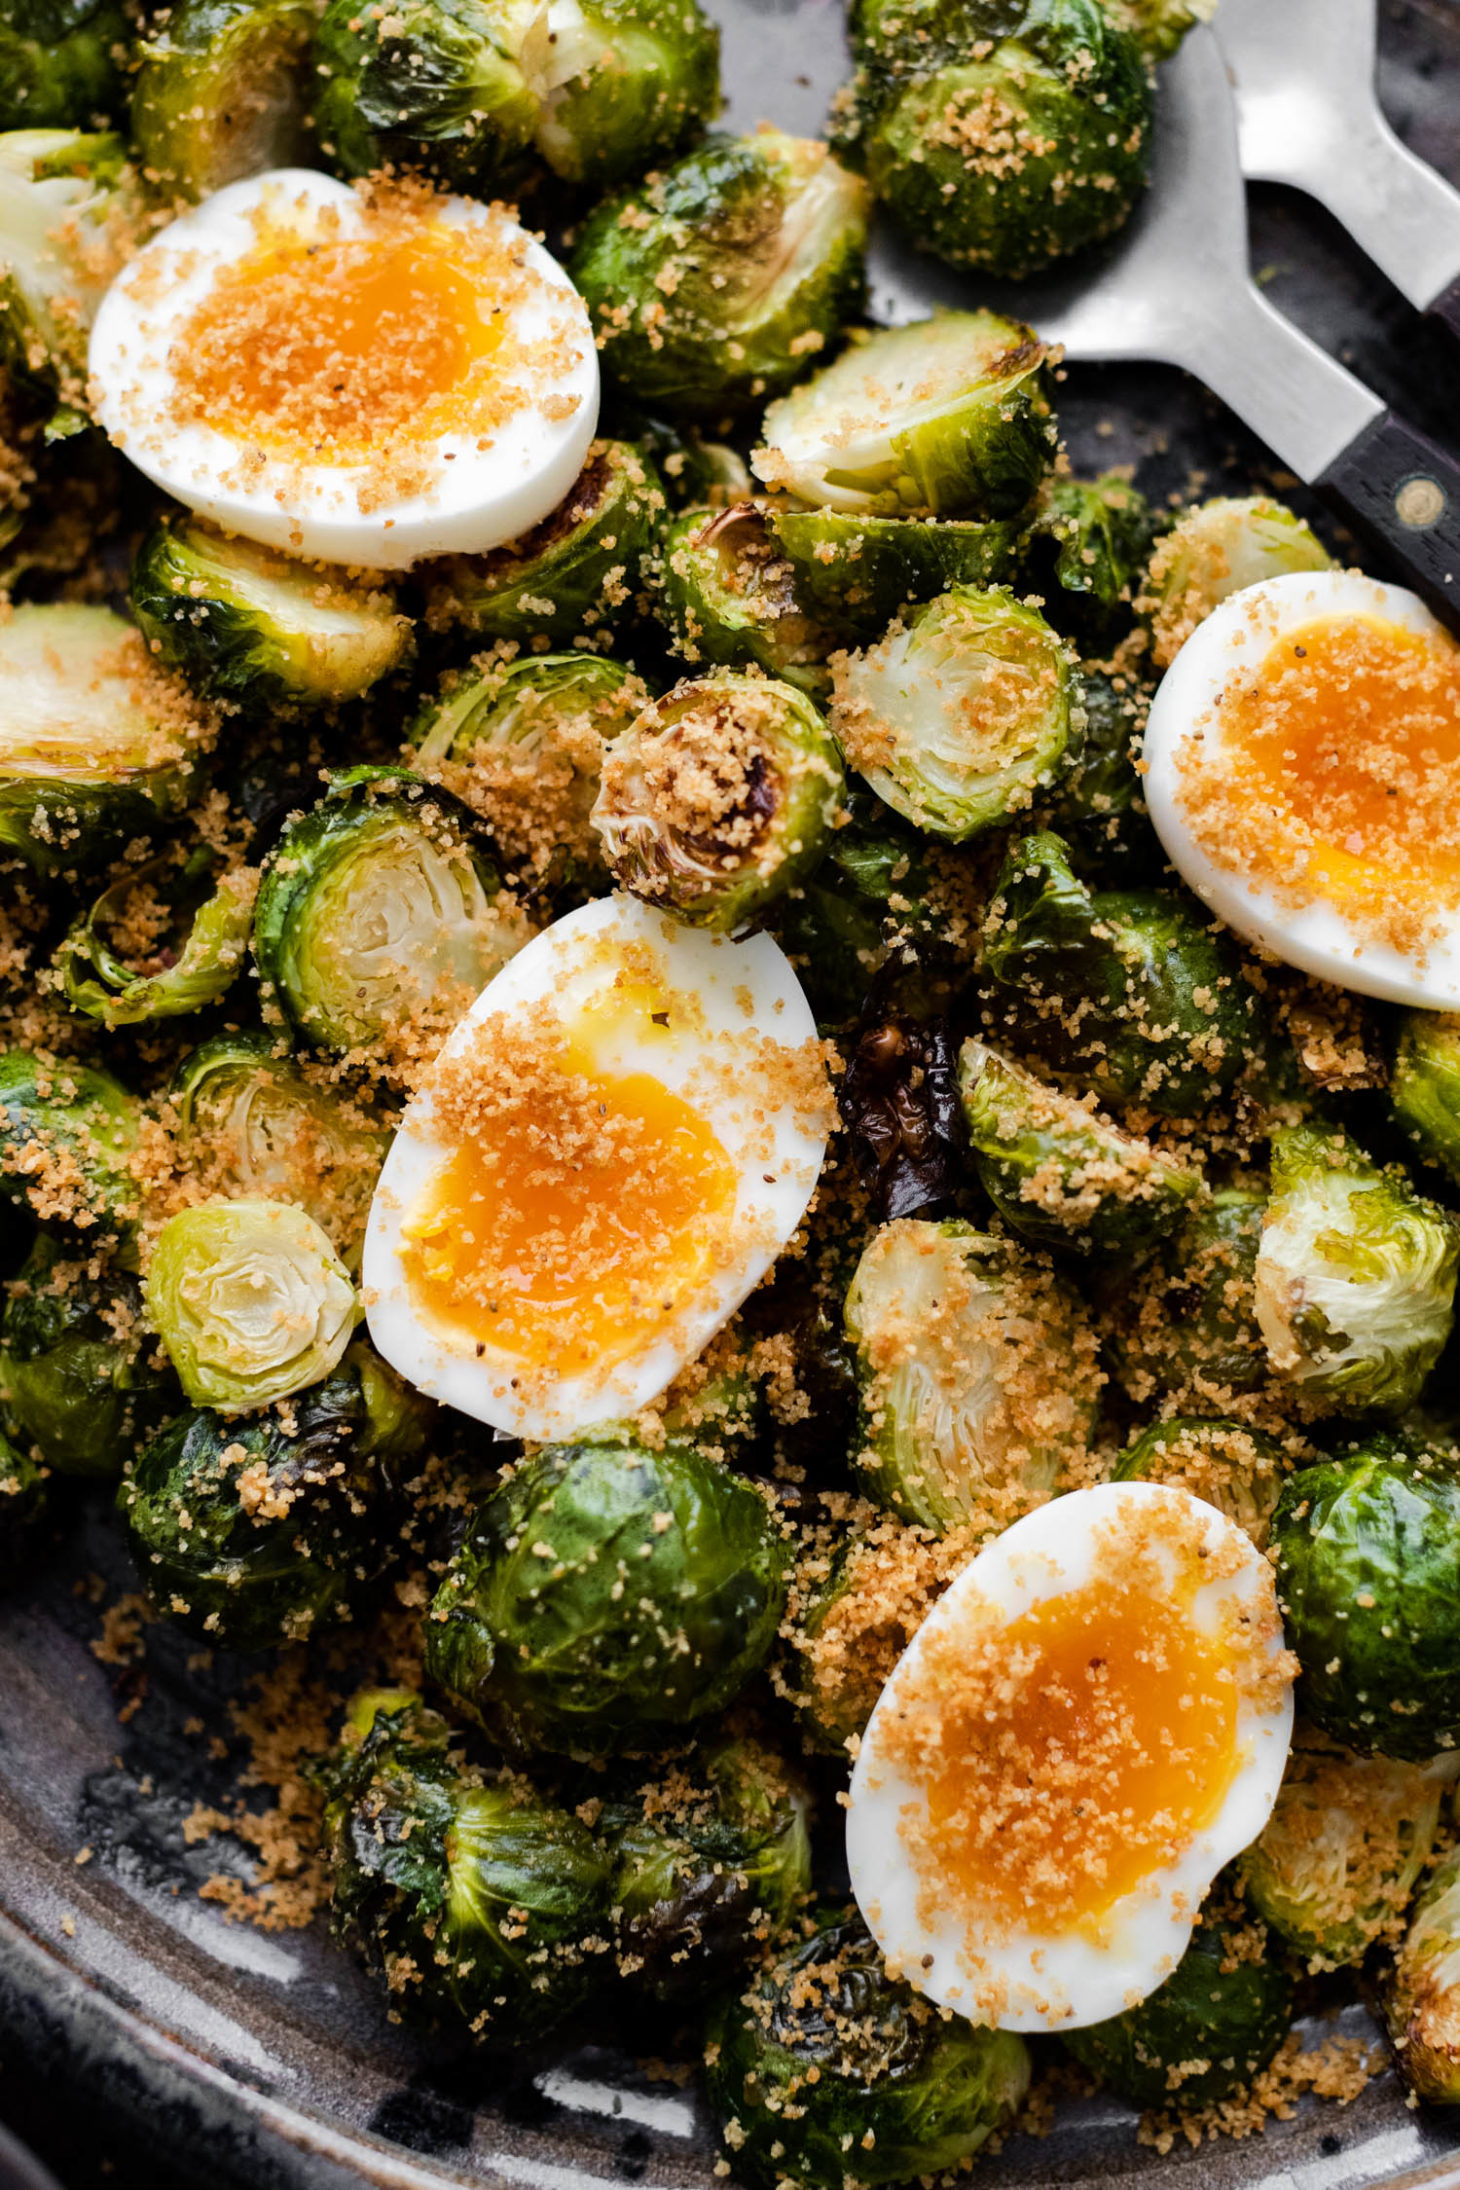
[1143,569,1460,1008]
[88,168,598,569]
[846,1481,1293,2032]
[363,894,832,1440]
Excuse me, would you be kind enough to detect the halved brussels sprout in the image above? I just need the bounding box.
[1272,1436,1460,1758]
[1,1231,176,1478]
[1142,495,1332,669]
[0,0,128,132]
[602,1725,810,1999]
[706,1908,1030,2188]
[1103,0,1213,61]
[845,1218,1100,1535]
[1041,471,1159,631]
[982,831,1264,1116]
[144,1197,360,1410]
[658,503,832,699]
[959,1039,1203,1254]
[777,1526,948,1754]
[770,505,1026,642]
[0,604,208,876]
[322,1696,612,2037]
[1048,663,1159,885]
[121,1345,424,1648]
[1243,1735,1451,1970]
[0,1051,141,1238]
[1064,1903,1293,2107]
[1255,1122,1457,1413]
[1107,1187,1268,1405]
[754,313,1053,519]
[131,0,315,200]
[423,441,663,648]
[841,0,1153,279]
[0,130,140,398]
[1113,1415,1285,1547]
[252,768,528,1059]
[1391,1011,1460,1189]
[830,585,1076,841]
[525,0,720,186]
[170,1033,387,1266]
[130,517,411,715]
[59,852,257,1028]
[312,0,540,194]
[572,132,870,418]
[592,670,845,932]
[1385,1844,1460,2103]
[426,1435,789,1755]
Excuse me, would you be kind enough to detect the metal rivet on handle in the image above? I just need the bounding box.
[1394,476,1447,529]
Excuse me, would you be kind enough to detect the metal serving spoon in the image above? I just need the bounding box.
[868,26,1460,636]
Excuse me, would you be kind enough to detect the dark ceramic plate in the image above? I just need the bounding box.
[5,8,1460,2186]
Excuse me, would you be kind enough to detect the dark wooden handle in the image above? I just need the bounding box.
[1315,410,1460,636]
[1427,272,1460,351]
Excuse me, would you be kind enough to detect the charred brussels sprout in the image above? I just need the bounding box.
[0,604,207,877]
[1113,1416,1285,1547]
[1064,1905,1293,2106]
[0,0,128,131]
[0,131,140,398]
[754,312,1052,519]
[1391,1011,1460,1188]
[657,504,832,699]
[0,1052,141,1239]
[830,585,1076,841]
[1108,1187,1268,1404]
[131,518,410,715]
[1,1232,175,1477]
[144,1198,360,1410]
[771,505,1026,642]
[426,1436,789,1755]
[841,0,1153,279]
[706,1908,1030,2188]
[1243,1736,1450,1969]
[840,994,962,1218]
[982,831,1263,1116]
[131,0,315,199]
[1142,496,1332,669]
[527,0,719,186]
[1041,471,1158,631]
[1255,1123,1457,1413]
[1271,1438,1460,1758]
[121,1349,425,1649]
[60,852,257,1028]
[1384,1845,1460,2103]
[592,672,845,931]
[424,442,663,648]
[602,1727,810,1997]
[323,1697,611,2036]
[1047,664,1158,884]
[313,0,539,193]
[572,133,869,418]
[959,1040,1203,1255]
[252,769,528,1057]
[845,1218,1099,1535]
[775,789,936,1026]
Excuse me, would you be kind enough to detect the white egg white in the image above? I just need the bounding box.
[845,1482,1293,2033]
[1143,569,1460,1009]
[362,893,829,1440]
[88,167,599,570]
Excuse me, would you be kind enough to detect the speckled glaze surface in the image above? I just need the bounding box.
[3,7,1460,2185]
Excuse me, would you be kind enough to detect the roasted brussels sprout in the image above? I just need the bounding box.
[1041,471,1158,631]
[0,0,128,132]
[130,517,411,715]
[754,312,1053,520]
[839,0,1153,279]
[1113,1416,1285,1547]
[1272,1437,1460,1758]
[0,603,207,877]
[170,1033,386,1268]
[830,585,1077,842]
[1142,496,1332,670]
[323,1696,612,2036]
[840,993,963,1219]
[959,1040,1203,1255]
[777,1528,947,1753]
[657,504,832,698]
[0,131,139,398]
[1384,1844,1460,2103]
[572,133,869,418]
[602,1726,810,1998]
[845,1218,1100,1534]
[1,1232,175,1478]
[121,1343,422,1648]
[770,505,1027,642]
[1243,1735,1450,1969]
[526,0,719,186]
[775,789,935,1026]
[59,852,257,1028]
[313,0,539,194]
[592,671,845,932]
[1064,1904,1293,2106]
[1107,1186,1268,1404]
[1390,1011,1460,1189]
[705,1908,1030,2188]
[131,0,314,200]
[252,768,528,1059]
[0,1051,141,1239]
[423,441,663,648]
[144,1197,360,1411]
[982,831,1263,1117]
[1046,663,1158,884]
[1255,1122,1457,1413]
[426,1435,789,1755]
